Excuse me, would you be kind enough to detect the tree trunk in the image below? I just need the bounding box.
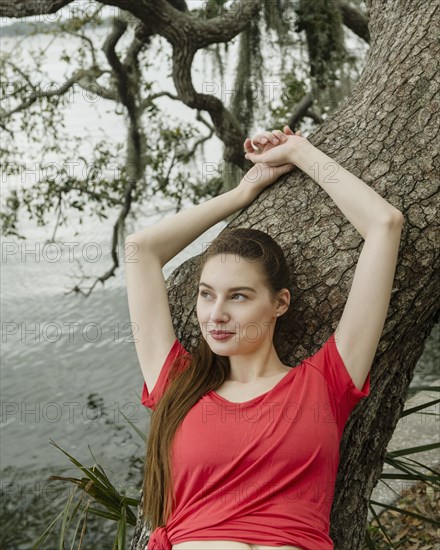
[138,2,440,548]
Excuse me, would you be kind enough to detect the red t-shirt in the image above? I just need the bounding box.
[141,333,371,550]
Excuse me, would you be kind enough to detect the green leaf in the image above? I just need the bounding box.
[387,441,440,458]
[368,499,440,527]
[400,397,440,417]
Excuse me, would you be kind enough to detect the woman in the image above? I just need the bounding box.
[125,126,404,550]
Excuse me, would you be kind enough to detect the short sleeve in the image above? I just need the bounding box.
[141,338,190,411]
[303,332,371,430]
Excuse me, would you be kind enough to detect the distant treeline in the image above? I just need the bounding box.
[1,16,114,37]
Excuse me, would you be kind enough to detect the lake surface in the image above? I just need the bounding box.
[0,23,236,547]
[1,19,438,549]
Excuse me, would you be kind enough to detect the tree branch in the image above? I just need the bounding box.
[62,28,99,68]
[135,0,263,168]
[0,66,109,120]
[335,0,370,43]
[89,15,151,300]
[287,91,325,130]
[177,118,215,163]
[64,256,119,297]
[0,0,73,17]
[135,0,263,49]
[2,0,263,169]
[139,91,180,113]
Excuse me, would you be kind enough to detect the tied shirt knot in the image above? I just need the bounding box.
[148,526,172,550]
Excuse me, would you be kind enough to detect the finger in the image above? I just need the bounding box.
[251,141,263,152]
[250,137,263,151]
[244,137,257,153]
[260,130,278,144]
[251,133,267,147]
[283,125,302,137]
[266,130,283,145]
[271,129,287,142]
[245,137,263,152]
[253,130,278,146]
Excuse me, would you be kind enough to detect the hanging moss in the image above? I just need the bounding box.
[203,0,229,20]
[263,0,290,46]
[294,0,348,104]
[232,24,264,128]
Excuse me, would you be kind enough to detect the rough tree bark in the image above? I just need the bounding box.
[2,1,439,549]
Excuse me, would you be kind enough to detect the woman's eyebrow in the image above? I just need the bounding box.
[198,282,256,293]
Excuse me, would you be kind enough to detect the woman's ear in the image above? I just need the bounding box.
[276,288,291,314]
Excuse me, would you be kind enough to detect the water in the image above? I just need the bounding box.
[0,23,235,547]
[1,18,438,549]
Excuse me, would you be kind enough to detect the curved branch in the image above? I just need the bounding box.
[172,45,246,167]
[139,91,180,113]
[287,91,323,131]
[2,0,266,170]
[123,22,153,67]
[178,126,215,162]
[196,110,214,132]
[122,0,263,168]
[62,29,99,68]
[335,0,371,43]
[100,17,151,301]
[0,66,108,120]
[64,255,120,297]
[138,0,263,49]
[102,18,140,124]
[0,0,73,17]
[305,108,325,125]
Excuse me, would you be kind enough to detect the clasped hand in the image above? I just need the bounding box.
[238,125,308,200]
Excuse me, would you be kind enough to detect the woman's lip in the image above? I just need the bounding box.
[210,331,235,335]
[210,332,235,341]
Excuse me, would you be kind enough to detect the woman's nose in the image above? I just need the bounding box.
[209,301,229,323]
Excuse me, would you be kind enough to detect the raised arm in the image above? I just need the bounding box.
[245,126,404,392]
[124,157,295,393]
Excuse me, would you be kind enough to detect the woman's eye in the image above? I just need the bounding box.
[199,291,246,300]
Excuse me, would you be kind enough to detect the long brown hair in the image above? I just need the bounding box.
[141,227,292,529]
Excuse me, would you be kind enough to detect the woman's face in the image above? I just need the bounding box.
[196,253,281,355]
